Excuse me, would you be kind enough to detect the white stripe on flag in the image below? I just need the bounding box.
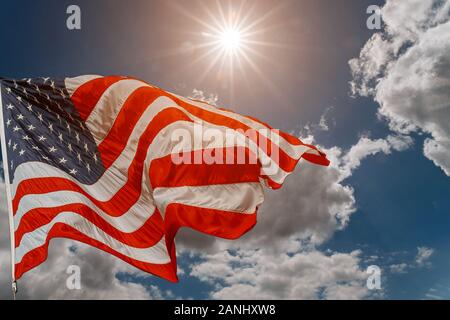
[15,212,170,264]
[64,75,102,97]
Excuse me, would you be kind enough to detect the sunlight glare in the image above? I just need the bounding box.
[219,28,242,53]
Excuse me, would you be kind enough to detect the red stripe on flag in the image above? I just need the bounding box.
[15,223,178,282]
[13,177,140,217]
[150,148,261,188]
[98,101,187,169]
[163,204,258,259]
[71,76,126,121]
[15,204,164,248]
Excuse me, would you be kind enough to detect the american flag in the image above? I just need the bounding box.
[0,75,329,282]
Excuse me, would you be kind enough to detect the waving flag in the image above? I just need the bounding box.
[0,76,329,282]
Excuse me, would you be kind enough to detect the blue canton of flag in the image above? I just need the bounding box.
[1,78,104,184]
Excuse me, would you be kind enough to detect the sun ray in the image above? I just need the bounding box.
[239,48,295,112]
[239,2,287,34]
[197,48,227,85]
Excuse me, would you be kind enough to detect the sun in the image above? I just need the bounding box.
[206,25,245,58]
[195,4,259,68]
[219,28,242,53]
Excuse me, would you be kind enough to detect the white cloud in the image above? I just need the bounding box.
[302,107,335,135]
[188,89,218,106]
[415,246,434,267]
[318,114,330,131]
[190,247,369,300]
[424,139,450,176]
[350,0,450,176]
[339,134,413,179]
[386,246,435,275]
[389,263,409,274]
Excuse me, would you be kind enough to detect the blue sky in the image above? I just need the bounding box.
[1,0,449,300]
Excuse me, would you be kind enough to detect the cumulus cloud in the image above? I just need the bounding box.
[339,134,413,179]
[190,247,369,300]
[350,0,450,175]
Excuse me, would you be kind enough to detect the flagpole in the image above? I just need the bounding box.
[0,82,18,300]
